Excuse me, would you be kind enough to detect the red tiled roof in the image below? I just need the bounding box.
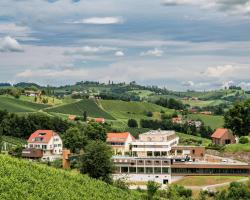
[68,115,76,121]
[28,130,57,143]
[107,132,135,143]
[95,118,105,123]
[211,128,228,139]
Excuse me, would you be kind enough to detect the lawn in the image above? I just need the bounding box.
[176,132,211,147]
[173,176,246,186]
[224,143,250,153]
[187,114,224,129]
[0,95,50,113]
[45,99,115,119]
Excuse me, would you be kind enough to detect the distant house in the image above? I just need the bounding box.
[68,115,76,121]
[94,118,105,123]
[200,111,212,115]
[22,130,63,161]
[172,117,183,124]
[211,128,236,145]
[24,90,40,97]
[107,132,135,156]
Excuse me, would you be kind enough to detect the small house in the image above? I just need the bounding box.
[211,128,236,145]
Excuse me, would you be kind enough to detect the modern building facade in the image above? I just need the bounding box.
[132,130,179,157]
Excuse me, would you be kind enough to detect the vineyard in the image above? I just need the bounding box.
[0,154,142,200]
[45,99,115,120]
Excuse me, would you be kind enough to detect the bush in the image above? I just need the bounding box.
[239,136,249,144]
[128,119,138,128]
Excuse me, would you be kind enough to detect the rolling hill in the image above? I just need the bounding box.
[0,154,142,200]
[0,96,50,113]
[99,100,174,121]
[45,99,115,120]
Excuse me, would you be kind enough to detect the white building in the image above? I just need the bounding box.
[24,130,63,161]
[107,132,135,156]
[132,130,179,157]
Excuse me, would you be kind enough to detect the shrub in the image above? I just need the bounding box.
[239,136,249,144]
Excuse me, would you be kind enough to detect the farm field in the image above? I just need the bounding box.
[0,154,142,200]
[45,99,115,120]
[182,99,225,107]
[19,95,63,106]
[187,114,224,129]
[173,176,246,187]
[0,96,50,113]
[100,100,173,121]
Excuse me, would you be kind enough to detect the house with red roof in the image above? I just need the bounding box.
[107,132,135,155]
[94,118,105,123]
[22,130,63,161]
[211,128,236,145]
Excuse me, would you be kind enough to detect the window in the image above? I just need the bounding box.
[162,168,169,174]
[129,167,136,173]
[154,152,160,157]
[147,151,153,157]
[146,167,153,174]
[146,160,152,164]
[137,167,144,173]
[54,144,57,147]
[29,144,33,148]
[42,145,47,150]
[121,167,129,173]
[154,167,161,174]
[161,152,167,156]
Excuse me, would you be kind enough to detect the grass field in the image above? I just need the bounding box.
[224,143,250,153]
[45,99,115,119]
[19,95,63,106]
[100,100,173,121]
[0,96,50,113]
[187,114,224,129]
[173,176,246,186]
[176,132,211,146]
[182,99,225,107]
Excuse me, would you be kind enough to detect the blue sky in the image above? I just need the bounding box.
[0,0,250,90]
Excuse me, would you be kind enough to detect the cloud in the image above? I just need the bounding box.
[64,46,118,55]
[182,80,194,87]
[0,36,23,52]
[115,51,124,56]
[204,65,234,77]
[71,17,124,24]
[239,82,250,90]
[140,48,164,57]
[162,0,250,15]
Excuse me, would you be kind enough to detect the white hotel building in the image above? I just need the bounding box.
[112,130,179,184]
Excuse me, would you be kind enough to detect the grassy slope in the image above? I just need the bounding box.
[187,114,224,129]
[100,100,173,121]
[224,143,250,153]
[45,99,115,120]
[0,154,141,200]
[0,96,49,113]
[176,132,211,147]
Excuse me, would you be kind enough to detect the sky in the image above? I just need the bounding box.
[0,0,250,91]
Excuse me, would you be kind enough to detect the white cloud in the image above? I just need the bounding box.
[140,48,164,57]
[72,17,124,24]
[162,0,250,15]
[182,81,194,87]
[0,36,23,52]
[115,51,124,56]
[64,46,118,55]
[205,65,234,77]
[239,82,250,90]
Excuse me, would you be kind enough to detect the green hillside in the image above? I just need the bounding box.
[0,96,49,113]
[45,99,115,120]
[187,114,224,129]
[0,154,141,200]
[100,100,173,120]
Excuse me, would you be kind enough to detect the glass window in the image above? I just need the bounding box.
[137,167,144,173]
[129,167,136,173]
[162,168,169,174]
[121,167,128,173]
[147,151,153,157]
[154,152,160,157]
[146,167,153,174]
[154,167,161,174]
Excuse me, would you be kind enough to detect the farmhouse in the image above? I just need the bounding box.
[211,128,236,145]
[94,118,105,123]
[22,130,63,161]
[107,132,135,155]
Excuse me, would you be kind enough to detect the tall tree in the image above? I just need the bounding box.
[224,99,250,136]
[80,140,113,183]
